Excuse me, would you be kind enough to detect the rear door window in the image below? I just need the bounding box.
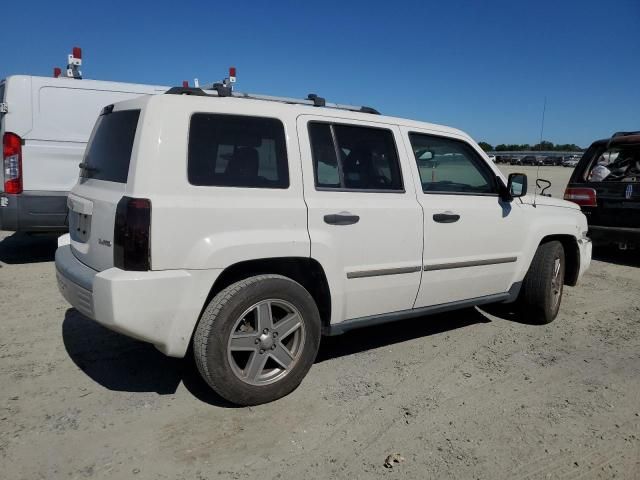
[81,109,140,183]
[308,122,403,191]
[188,114,289,188]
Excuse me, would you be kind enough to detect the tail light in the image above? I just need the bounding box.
[114,197,151,271]
[3,132,23,194]
[564,187,597,207]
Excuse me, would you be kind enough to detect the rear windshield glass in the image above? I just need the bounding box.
[81,109,140,183]
[188,114,289,188]
[0,83,5,102]
[585,143,640,182]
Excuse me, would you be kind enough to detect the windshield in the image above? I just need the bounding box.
[81,109,140,183]
[585,143,640,182]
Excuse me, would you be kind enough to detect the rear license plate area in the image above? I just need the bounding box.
[69,211,91,243]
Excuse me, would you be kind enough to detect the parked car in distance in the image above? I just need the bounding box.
[543,156,562,166]
[0,75,166,233]
[55,85,592,405]
[488,154,496,163]
[562,157,580,168]
[564,131,640,249]
[510,157,522,165]
[521,155,540,166]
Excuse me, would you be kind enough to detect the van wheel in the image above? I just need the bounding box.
[518,241,565,324]
[193,275,321,405]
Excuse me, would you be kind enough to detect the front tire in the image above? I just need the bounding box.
[518,240,565,324]
[193,275,321,406]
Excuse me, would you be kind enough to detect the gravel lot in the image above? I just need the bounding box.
[1,166,639,479]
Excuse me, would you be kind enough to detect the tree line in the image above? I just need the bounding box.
[478,141,584,152]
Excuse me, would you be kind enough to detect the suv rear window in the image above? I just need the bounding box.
[188,114,289,188]
[81,109,140,183]
[584,143,640,182]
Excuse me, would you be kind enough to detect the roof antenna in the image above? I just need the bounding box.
[534,96,547,207]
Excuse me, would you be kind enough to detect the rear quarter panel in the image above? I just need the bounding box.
[131,96,310,271]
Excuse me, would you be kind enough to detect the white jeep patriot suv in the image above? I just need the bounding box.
[55,86,592,405]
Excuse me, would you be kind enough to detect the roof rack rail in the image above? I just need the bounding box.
[612,131,640,138]
[164,86,380,115]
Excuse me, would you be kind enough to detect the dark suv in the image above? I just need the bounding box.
[564,132,640,248]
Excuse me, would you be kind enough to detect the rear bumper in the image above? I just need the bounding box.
[55,245,221,357]
[0,191,68,232]
[588,225,640,246]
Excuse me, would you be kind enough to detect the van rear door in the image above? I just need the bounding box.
[69,107,141,271]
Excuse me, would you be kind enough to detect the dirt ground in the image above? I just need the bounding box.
[1,166,639,479]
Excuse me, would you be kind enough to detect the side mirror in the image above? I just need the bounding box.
[507,173,527,198]
[416,149,434,161]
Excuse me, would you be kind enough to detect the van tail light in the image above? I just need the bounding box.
[114,197,151,271]
[3,132,23,194]
[564,187,597,207]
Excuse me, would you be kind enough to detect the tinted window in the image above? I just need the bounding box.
[584,143,640,182]
[409,133,496,194]
[81,109,140,183]
[309,122,403,191]
[188,114,289,188]
[309,123,340,187]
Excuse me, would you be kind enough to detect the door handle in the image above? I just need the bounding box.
[324,212,360,225]
[433,212,460,223]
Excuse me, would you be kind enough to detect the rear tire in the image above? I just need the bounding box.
[193,275,321,406]
[518,240,565,324]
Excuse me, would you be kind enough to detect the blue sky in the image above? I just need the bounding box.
[1,0,638,147]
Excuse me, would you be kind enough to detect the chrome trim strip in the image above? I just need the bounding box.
[346,266,421,279]
[424,256,517,271]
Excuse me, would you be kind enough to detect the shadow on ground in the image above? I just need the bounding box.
[62,305,525,407]
[592,246,640,268]
[316,307,492,362]
[0,232,58,264]
[62,309,239,408]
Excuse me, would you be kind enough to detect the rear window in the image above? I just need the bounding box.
[188,114,289,188]
[0,83,5,103]
[81,109,140,183]
[584,143,640,182]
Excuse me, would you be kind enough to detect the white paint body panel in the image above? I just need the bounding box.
[297,115,423,321]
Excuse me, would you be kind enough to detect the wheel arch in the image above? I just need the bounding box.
[201,257,332,328]
[538,234,580,286]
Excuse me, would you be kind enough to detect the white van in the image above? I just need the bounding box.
[0,75,166,232]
